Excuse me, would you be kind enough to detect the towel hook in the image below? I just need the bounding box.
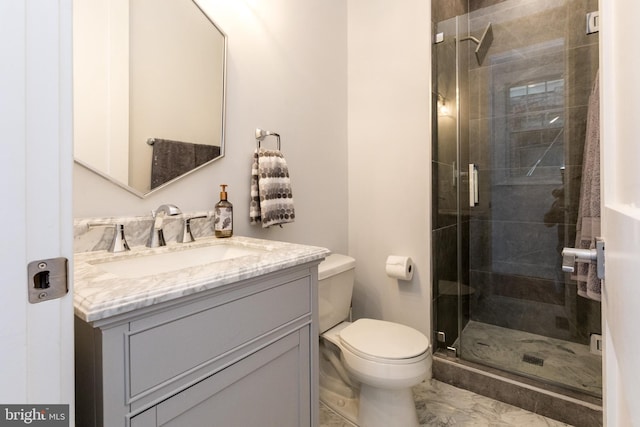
[255,128,281,150]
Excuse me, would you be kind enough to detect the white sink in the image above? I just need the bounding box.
[90,244,264,279]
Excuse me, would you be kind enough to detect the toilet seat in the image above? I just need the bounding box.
[339,319,429,364]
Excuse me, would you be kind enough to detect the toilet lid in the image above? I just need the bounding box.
[339,319,429,360]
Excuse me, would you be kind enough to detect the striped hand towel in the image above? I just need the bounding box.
[250,148,295,228]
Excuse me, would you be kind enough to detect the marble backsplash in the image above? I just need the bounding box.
[74,211,215,253]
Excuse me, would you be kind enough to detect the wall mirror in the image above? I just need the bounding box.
[73,0,227,198]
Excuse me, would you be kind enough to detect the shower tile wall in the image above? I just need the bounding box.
[465,0,601,345]
[432,0,467,22]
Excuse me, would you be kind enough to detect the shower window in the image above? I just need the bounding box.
[507,77,565,181]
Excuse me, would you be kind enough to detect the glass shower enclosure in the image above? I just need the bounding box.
[432,0,601,398]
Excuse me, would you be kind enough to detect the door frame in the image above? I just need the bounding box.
[0,0,75,420]
[600,0,640,425]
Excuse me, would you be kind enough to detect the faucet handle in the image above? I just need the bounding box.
[147,204,182,247]
[109,224,131,253]
[88,223,130,253]
[178,215,208,243]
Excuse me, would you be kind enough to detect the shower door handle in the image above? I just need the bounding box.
[561,248,596,273]
[469,164,479,207]
[561,238,605,279]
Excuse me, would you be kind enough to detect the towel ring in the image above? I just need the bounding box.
[255,128,281,150]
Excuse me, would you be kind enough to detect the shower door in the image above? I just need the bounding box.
[432,0,602,398]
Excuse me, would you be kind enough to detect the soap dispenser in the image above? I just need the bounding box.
[214,184,233,238]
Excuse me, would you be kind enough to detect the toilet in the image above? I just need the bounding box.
[318,254,431,427]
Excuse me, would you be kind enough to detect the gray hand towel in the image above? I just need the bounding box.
[574,71,601,301]
[151,138,220,189]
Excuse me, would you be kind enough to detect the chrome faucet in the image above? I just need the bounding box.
[146,204,182,248]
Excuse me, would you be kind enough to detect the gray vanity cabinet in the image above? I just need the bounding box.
[75,263,319,427]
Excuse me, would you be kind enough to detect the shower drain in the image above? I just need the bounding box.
[522,353,545,366]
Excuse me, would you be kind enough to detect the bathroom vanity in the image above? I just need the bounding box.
[74,236,329,427]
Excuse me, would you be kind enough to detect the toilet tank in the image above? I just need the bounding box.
[318,254,356,333]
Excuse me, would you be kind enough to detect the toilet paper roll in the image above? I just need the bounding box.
[385,255,414,280]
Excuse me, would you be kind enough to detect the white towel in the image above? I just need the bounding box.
[250,148,295,228]
[574,71,600,301]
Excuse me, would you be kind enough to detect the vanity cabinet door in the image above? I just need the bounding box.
[155,327,311,427]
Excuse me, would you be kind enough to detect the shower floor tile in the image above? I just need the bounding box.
[320,379,571,426]
[459,320,602,396]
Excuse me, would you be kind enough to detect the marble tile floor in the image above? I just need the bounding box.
[458,321,602,397]
[320,379,572,427]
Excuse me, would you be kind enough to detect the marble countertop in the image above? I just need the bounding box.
[74,236,330,323]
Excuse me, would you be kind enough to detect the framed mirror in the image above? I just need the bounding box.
[73,0,227,197]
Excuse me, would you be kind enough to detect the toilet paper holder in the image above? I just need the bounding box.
[385,255,414,281]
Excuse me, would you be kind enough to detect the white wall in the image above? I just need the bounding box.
[74,0,349,254]
[347,0,432,336]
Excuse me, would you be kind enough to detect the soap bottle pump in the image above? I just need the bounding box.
[214,184,233,238]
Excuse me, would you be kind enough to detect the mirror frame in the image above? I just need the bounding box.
[74,0,228,198]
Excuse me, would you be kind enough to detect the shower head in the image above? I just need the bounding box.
[460,22,494,65]
[474,23,493,65]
